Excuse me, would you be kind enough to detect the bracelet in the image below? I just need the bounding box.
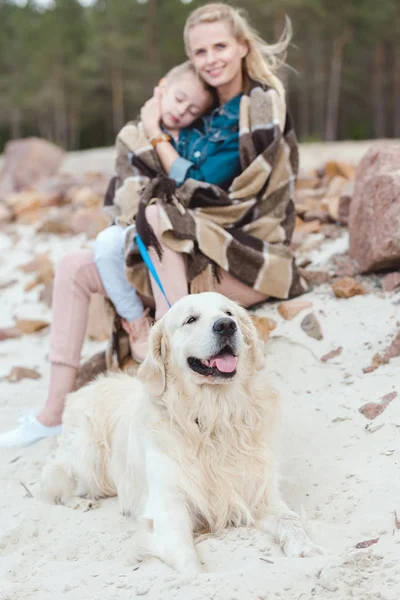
[150,133,172,148]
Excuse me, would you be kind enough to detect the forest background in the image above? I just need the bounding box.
[1,0,399,152]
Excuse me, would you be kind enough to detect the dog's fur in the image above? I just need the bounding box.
[41,292,322,572]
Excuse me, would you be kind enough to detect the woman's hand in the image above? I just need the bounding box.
[141,87,163,140]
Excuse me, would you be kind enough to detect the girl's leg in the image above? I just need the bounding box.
[38,249,108,426]
[94,224,144,322]
[213,270,268,307]
[0,249,108,448]
[145,205,188,320]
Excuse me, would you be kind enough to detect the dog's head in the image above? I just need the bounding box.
[138,292,264,396]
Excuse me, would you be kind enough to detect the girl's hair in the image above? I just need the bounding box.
[183,3,291,98]
[165,60,207,89]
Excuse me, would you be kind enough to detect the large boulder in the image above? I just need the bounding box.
[0,137,64,197]
[349,143,400,272]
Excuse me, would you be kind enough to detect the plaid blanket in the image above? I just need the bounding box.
[105,80,307,367]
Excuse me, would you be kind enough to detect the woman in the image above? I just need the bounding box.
[0,3,304,448]
[112,2,305,364]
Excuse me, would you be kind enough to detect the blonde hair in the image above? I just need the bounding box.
[183,3,291,98]
[164,60,209,92]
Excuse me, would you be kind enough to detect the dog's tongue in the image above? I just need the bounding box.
[210,354,237,373]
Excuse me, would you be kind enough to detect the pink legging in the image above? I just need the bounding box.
[50,206,267,368]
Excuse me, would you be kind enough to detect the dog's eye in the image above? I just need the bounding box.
[185,316,198,325]
[226,311,233,317]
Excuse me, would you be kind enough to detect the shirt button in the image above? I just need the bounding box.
[194,151,201,158]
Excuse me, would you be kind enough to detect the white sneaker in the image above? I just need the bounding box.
[0,414,61,449]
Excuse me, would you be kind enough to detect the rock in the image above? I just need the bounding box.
[321,347,343,362]
[0,137,64,196]
[0,327,23,341]
[321,197,340,222]
[324,161,356,180]
[330,255,359,278]
[5,191,43,216]
[291,230,308,250]
[332,277,367,298]
[37,210,72,235]
[384,330,400,361]
[39,281,53,307]
[250,315,277,342]
[15,319,49,334]
[19,255,54,291]
[294,188,326,213]
[277,299,313,320]
[299,268,332,286]
[295,218,321,234]
[325,175,349,198]
[16,207,49,225]
[0,202,13,223]
[381,272,400,292]
[301,313,323,340]
[302,210,330,223]
[321,224,343,240]
[320,176,349,222]
[359,391,397,419]
[3,366,42,383]
[295,174,320,190]
[0,279,17,290]
[69,207,109,238]
[5,190,59,217]
[363,352,387,374]
[67,186,103,208]
[338,181,354,226]
[349,143,400,272]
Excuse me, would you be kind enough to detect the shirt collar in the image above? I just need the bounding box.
[212,93,242,119]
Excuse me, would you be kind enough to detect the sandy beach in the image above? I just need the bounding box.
[1,140,399,599]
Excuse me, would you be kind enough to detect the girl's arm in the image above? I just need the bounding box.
[140,89,180,174]
[141,89,241,188]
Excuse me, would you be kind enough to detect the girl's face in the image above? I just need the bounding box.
[187,20,248,98]
[160,71,212,131]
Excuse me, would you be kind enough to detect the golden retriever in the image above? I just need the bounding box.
[41,292,322,573]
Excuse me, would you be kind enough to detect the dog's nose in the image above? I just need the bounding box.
[213,317,237,336]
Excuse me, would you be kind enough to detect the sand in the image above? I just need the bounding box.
[1,141,400,599]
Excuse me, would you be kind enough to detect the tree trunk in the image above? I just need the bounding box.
[312,32,325,140]
[298,56,309,140]
[273,8,288,89]
[9,106,21,139]
[394,44,400,138]
[147,0,160,75]
[325,28,352,141]
[372,42,386,138]
[68,96,81,150]
[111,64,124,134]
[54,66,68,148]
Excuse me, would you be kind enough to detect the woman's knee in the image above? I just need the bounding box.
[145,204,161,231]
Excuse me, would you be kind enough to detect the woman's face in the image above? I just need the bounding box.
[188,21,248,96]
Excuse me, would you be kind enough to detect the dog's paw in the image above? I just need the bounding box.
[283,535,326,558]
[68,498,100,512]
[125,530,152,566]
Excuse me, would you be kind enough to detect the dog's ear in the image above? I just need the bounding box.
[137,318,167,396]
[236,306,265,371]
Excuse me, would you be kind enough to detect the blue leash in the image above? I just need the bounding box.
[136,233,172,309]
